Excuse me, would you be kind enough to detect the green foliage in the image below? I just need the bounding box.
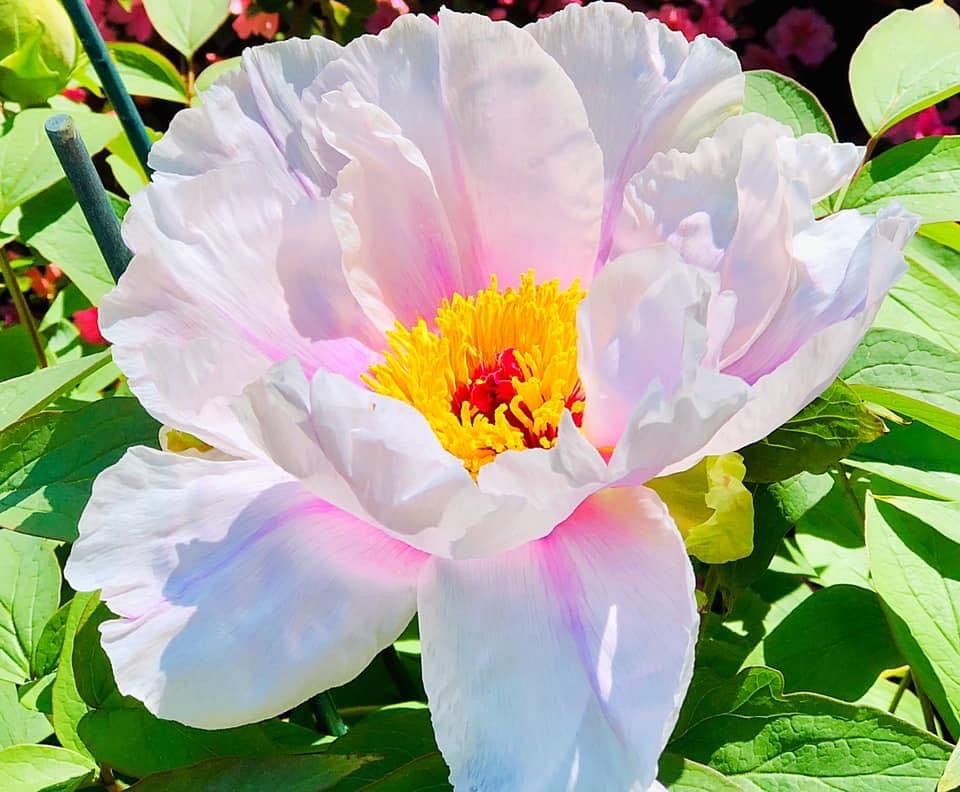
[669,666,952,790]
[0,398,161,541]
[741,380,885,483]
[658,754,744,790]
[0,744,96,792]
[0,0,77,106]
[842,328,960,440]
[142,0,231,58]
[842,136,960,223]
[78,42,187,104]
[743,70,836,139]
[850,1,960,137]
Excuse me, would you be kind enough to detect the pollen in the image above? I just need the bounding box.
[362,271,586,476]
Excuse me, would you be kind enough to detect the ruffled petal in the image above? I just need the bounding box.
[65,449,425,729]
[626,115,859,368]
[694,205,916,458]
[304,10,605,291]
[576,246,748,477]
[528,2,743,266]
[105,165,378,456]
[150,36,343,196]
[233,361,607,560]
[418,486,697,791]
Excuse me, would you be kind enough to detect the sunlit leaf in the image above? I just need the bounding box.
[743,70,836,139]
[142,0,231,58]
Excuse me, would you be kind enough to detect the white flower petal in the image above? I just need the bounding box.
[106,165,376,456]
[528,2,743,266]
[418,486,697,791]
[150,36,343,196]
[66,448,424,729]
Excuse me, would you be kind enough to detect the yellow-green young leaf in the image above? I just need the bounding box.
[939,742,960,792]
[649,454,754,564]
[193,55,242,98]
[142,0,230,58]
[0,0,77,106]
[0,745,96,792]
[850,1,960,137]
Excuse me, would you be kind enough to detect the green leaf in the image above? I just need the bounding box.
[842,136,960,223]
[0,530,60,685]
[0,398,161,541]
[849,1,960,137]
[0,351,112,431]
[2,180,126,304]
[876,496,960,544]
[866,494,960,735]
[658,754,745,790]
[193,55,242,97]
[669,666,952,790]
[0,680,52,748]
[842,328,960,440]
[741,379,885,483]
[94,43,187,103]
[0,744,96,792]
[939,742,960,792]
[755,584,904,700]
[743,70,836,140]
[325,707,450,791]
[51,591,100,759]
[0,109,120,220]
[128,753,371,791]
[0,0,77,106]
[142,0,231,58]
[31,601,70,679]
[875,236,960,353]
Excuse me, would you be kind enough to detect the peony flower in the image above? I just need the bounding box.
[105,0,153,43]
[766,7,836,68]
[66,5,914,789]
[365,0,410,34]
[231,0,280,41]
[885,106,958,144]
[73,306,108,345]
[740,42,794,76]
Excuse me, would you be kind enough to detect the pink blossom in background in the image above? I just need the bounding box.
[885,106,958,144]
[0,304,16,328]
[85,0,117,41]
[106,0,154,43]
[648,0,736,43]
[648,4,699,40]
[231,0,281,40]
[365,0,410,34]
[61,87,89,103]
[26,264,63,300]
[767,7,836,67]
[741,43,794,76]
[73,307,108,346]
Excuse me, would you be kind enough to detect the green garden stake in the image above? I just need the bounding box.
[45,114,132,282]
[61,0,153,176]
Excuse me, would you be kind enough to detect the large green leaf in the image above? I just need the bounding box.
[0,680,51,748]
[659,754,744,790]
[0,109,119,220]
[0,398,161,541]
[1,180,126,304]
[849,1,960,137]
[842,136,960,223]
[0,744,96,792]
[875,236,960,353]
[51,592,100,759]
[142,0,230,58]
[0,530,60,685]
[866,494,960,734]
[128,753,370,791]
[0,351,112,432]
[669,666,951,790]
[842,328,960,440]
[741,380,884,483]
[753,584,904,700]
[325,707,450,790]
[743,70,835,139]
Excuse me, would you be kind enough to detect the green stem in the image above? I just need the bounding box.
[888,668,911,714]
[0,248,47,368]
[832,133,879,213]
[917,684,938,735]
[313,691,348,737]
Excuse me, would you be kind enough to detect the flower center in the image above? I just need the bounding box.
[363,272,586,476]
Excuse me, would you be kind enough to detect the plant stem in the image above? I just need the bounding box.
[313,691,348,737]
[917,684,938,735]
[185,59,196,102]
[888,668,911,713]
[381,644,423,701]
[832,133,879,212]
[0,248,47,368]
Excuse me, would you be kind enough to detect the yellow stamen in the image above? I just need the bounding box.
[362,271,585,476]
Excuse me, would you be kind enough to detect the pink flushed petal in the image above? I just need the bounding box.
[418,485,697,791]
[766,8,836,68]
[317,86,464,331]
[66,449,425,729]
